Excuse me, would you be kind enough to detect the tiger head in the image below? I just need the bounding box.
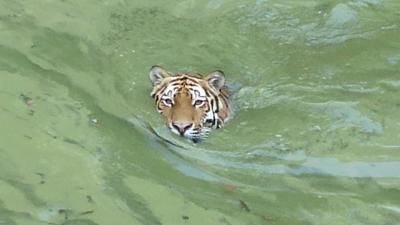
[149,66,230,143]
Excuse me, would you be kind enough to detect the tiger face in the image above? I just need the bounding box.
[149,66,231,143]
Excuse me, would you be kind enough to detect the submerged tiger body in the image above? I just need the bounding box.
[149,66,232,143]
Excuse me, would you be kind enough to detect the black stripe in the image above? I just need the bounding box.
[155,84,168,97]
[220,96,228,111]
[169,81,183,86]
[173,76,201,83]
[206,99,215,127]
[213,94,219,113]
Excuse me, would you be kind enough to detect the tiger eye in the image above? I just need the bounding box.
[164,99,173,105]
[194,100,204,106]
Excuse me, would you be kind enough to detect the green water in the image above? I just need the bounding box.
[1,0,400,224]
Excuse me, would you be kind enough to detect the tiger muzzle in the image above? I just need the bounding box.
[171,122,193,136]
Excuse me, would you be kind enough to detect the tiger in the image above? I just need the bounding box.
[149,65,232,143]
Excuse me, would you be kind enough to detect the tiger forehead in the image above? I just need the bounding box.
[174,72,202,79]
[164,76,207,97]
[170,74,203,84]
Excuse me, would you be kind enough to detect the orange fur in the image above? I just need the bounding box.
[149,66,231,142]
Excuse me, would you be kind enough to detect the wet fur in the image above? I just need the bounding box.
[149,66,231,142]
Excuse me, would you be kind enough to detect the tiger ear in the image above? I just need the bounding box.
[206,70,225,90]
[149,65,170,86]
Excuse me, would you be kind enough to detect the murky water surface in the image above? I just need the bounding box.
[1,0,400,224]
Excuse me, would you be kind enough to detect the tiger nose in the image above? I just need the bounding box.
[172,122,193,135]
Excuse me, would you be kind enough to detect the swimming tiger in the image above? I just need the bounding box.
[149,65,232,143]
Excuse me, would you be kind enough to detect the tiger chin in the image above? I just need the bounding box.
[149,65,232,143]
